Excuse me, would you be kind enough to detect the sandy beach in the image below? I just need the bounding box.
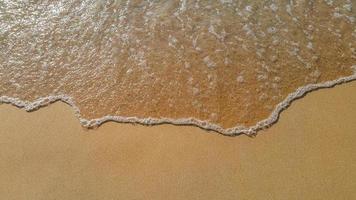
[1,1,355,199]
[0,82,355,199]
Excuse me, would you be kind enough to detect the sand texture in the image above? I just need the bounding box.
[0,81,356,200]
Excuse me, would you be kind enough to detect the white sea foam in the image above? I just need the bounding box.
[1,0,355,136]
[1,68,355,136]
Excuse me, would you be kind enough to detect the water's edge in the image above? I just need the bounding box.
[1,69,356,136]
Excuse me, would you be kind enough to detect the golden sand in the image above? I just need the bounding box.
[0,81,355,199]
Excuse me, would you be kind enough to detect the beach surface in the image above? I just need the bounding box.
[0,81,356,200]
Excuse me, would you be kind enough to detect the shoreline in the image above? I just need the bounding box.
[1,80,356,199]
[1,68,356,136]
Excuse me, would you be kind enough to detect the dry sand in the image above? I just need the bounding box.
[0,81,356,200]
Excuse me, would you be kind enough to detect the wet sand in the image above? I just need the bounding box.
[2,1,355,132]
[0,81,356,200]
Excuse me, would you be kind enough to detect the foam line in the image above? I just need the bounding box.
[1,68,356,136]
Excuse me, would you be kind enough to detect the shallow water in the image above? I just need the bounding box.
[0,0,355,134]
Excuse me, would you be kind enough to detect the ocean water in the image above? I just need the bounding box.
[0,0,355,135]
